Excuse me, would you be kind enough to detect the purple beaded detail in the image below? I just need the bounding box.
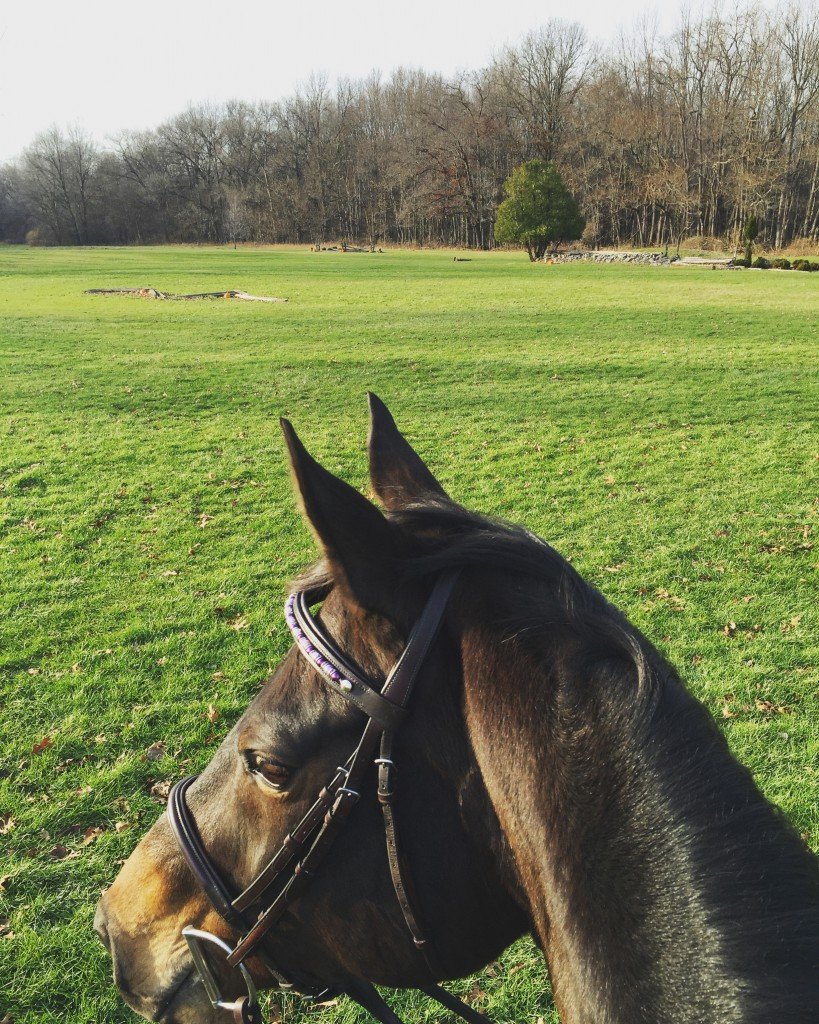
[285,594,355,693]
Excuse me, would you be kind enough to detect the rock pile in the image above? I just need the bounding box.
[543,251,678,265]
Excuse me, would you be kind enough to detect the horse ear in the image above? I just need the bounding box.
[367,393,449,511]
[281,417,399,606]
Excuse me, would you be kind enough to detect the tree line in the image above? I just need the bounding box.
[2,2,818,251]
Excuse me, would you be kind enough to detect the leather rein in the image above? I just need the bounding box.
[167,572,492,1024]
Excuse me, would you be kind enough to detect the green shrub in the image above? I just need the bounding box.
[752,256,771,269]
[742,214,758,264]
[793,259,811,271]
[731,257,750,267]
[772,258,791,270]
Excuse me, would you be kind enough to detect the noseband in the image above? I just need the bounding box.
[168,573,492,1024]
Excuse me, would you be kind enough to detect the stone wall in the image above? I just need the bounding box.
[544,251,678,265]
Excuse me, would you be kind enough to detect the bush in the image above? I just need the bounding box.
[772,258,791,270]
[742,215,759,264]
[752,256,771,269]
[793,259,812,271]
[25,228,43,247]
[731,256,750,267]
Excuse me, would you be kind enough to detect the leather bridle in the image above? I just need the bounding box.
[167,572,493,1024]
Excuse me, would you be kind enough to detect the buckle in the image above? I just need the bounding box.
[375,757,395,804]
[182,926,260,1019]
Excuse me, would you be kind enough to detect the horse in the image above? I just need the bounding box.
[95,394,819,1024]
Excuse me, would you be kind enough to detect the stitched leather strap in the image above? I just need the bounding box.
[168,776,248,931]
[292,591,407,729]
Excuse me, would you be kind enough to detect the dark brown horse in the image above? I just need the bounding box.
[95,395,819,1024]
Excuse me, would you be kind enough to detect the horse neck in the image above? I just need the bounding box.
[458,609,819,1024]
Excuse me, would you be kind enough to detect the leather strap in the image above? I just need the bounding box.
[292,592,407,730]
[376,572,459,965]
[232,765,350,912]
[168,776,248,932]
[378,572,459,707]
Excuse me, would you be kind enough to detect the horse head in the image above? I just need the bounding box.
[94,395,527,1023]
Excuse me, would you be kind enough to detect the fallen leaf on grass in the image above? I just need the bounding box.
[228,614,249,631]
[0,876,10,892]
[197,514,213,528]
[47,844,79,861]
[207,704,220,723]
[144,741,166,762]
[150,780,172,803]
[0,917,14,939]
[721,621,737,638]
[0,815,14,835]
[114,821,128,833]
[32,736,53,755]
[82,826,103,846]
[755,699,790,715]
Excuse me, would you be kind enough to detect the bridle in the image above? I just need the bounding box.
[167,572,493,1024]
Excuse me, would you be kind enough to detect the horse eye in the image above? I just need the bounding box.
[247,753,291,790]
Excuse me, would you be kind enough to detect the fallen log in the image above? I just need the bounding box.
[86,287,164,297]
[85,287,287,302]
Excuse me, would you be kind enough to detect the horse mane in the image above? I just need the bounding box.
[393,498,666,697]
[296,496,661,695]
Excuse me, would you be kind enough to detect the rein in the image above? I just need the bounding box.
[167,573,493,1024]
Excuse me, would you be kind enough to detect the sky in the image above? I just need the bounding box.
[0,0,683,163]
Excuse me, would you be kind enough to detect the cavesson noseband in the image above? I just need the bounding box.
[168,573,493,1024]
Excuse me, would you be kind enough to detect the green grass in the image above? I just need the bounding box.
[1,244,817,1024]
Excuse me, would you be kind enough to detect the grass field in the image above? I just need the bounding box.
[0,245,817,1024]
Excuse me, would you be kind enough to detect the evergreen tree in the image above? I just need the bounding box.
[743,214,758,265]
[494,160,584,261]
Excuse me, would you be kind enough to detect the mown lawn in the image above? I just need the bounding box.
[0,245,817,1024]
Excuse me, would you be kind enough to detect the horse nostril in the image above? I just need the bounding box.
[93,900,112,952]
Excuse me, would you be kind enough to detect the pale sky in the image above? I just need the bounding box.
[0,0,682,163]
